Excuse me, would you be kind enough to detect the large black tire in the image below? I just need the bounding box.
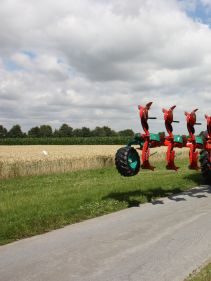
[199,150,211,184]
[115,146,140,177]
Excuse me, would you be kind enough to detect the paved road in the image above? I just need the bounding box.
[0,186,211,281]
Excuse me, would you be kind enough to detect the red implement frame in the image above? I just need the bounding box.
[138,102,207,171]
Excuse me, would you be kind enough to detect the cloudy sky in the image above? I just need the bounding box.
[1,0,211,134]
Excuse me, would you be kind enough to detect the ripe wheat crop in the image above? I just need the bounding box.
[0,145,189,179]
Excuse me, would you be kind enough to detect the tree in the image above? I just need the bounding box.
[102,126,117,137]
[0,125,7,138]
[92,127,106,137]
[7,125,24,138]
[92,126,117,137]
[72,128,83,137]
[118,129,134,137]
[54,129,60,137]
[81,127,91,137]
[39,125,53,137]
[58,124,73,137]
[28,126,41,138]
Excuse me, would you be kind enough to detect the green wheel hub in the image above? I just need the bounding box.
[128,151,139,170]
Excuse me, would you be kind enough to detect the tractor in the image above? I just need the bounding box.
[115,102,211,183]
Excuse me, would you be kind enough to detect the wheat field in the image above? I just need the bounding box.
[0,145,189,179]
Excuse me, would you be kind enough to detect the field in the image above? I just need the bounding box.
[0,159,202,245]
[0,145,202,245]
[0,145,189,179]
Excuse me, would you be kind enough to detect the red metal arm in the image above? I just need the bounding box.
[185,109,200,170]
[163,105,176,138]
[138,102,152,137]
[163,105,179,171]
[185,109,198,141]
[138,102,155,170]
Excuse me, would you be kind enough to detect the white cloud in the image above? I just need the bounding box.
[0,0,211,134]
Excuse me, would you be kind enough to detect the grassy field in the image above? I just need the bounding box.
[185,263,211,281]
[0,145,189,179]
[0,158,202,245]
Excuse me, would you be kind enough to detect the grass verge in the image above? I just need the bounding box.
[0,159,203,245]
[185,263,211,281]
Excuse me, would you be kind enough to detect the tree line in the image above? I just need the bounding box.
[0,124,135,138]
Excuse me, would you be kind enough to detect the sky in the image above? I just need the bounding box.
[1,0,211,134]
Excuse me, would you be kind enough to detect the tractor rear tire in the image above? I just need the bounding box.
[199,150,211,184]
[115,146,140,177]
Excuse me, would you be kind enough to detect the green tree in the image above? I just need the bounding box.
[0,125,7,138]
[118,129,134,137]
[81,127,91,137]
[8,125,24,138]
[39,125,53,137]
[102,126,117,137]
[73,128,83,137]
[53,129,60,137]
[58,124,73,137]
[92,127,106,137]
[28,126,41,138]
[92,126,117,137]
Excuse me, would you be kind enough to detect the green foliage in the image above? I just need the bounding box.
[28,126,41,138]
[57,123,73,137]
[7,125,24,138]
[92,126,117,137]
[102,126,117,137]
[118,129,134,137]
[0,136,132,145]
[72,127,92,137]
[0,125,7,138]
[81,127,91,137]
[0,123,135,142]
[92,126,106,137]
[0,159,201,245]
[39,125,53,137]
[72,128,83,137]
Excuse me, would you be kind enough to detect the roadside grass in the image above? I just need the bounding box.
[0,159,203,245]
[185,263,211,281]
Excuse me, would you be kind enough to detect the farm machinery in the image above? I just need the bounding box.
[115,102,211,183]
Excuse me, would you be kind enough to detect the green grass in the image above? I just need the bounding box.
[185,263,211,281]
[0,159,203,245]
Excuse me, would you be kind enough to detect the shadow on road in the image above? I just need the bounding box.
[103,173,211,208]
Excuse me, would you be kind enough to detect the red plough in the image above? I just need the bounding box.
[115,102,211,183]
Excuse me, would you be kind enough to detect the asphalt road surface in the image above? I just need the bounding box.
[0,186,211,281]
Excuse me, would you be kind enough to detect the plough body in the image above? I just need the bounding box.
[115,102,211,183]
